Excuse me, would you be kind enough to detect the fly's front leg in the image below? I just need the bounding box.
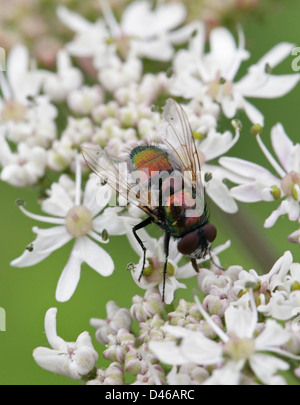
[132,216,152,281]
[162,232,171,302]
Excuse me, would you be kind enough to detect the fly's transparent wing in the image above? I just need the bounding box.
[81,143,159,216]
[161,99,205,215]
[162,99,201,174]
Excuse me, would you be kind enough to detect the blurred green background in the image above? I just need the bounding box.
[0,1,299,385]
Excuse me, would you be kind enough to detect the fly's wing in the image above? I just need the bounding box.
[81,143,159,219]
[161,98,205,215]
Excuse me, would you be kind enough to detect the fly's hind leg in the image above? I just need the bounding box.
[132,216,152,281]
[162,232,171,302]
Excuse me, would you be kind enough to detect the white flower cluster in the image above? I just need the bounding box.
[33,251,300,385]
[0,0,299,385]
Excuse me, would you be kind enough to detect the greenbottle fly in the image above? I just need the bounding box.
[82,99,217,301]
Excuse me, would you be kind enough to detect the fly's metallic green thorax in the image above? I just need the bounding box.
[129,145,174,176]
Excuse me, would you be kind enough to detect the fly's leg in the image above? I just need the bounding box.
[162,231,171,302]
[190,258,199,273]
[208,250,224,270]
[132,216,152,281]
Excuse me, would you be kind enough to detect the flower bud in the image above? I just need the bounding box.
[168,299,202,327]
[86,362,124,385]
[103,328,136,363]
[202,294,230,317]
[139,314,166,343]
[130,288,164,322]
[90,301,132,344]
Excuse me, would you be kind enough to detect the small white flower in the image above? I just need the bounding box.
[150,292,300,384]
[42,49,83,102]
[11,155,136,301]
[57,6,109,59]
[67,85,104,115]
[170,26,300,125]
[0,140,47,187]
[33,307,98,380]
[233,251,300,321]
[0,44,44,105]
[5,95,57,148]
[100,0,198,62]
[97,55,142,93]
[0,45,58,149]
[220,123,300,228]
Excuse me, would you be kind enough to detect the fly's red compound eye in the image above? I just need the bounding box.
[203,223,217,243]
[177,231,200,255]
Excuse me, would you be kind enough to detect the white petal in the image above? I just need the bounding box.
[131,38,174,61]
[149,340,190,366]
[76,236,114,276]
[254,42,295,70]
[57,6,92,33]
[176,262,197,279]
[221,96,238,119]
[42,183,74,217]
[92,208,133,236]
[205,178,238,213]
[160,277,186,305]
[249,353,289,385]
[242,99,265,125]
[83,175,105,216]
[167,21,201,45]
[33,347,75,378]
[7,45,43,102]
[270,123,294,172]
[230,184,272,202]
[122,1,186,38]
[44,308,67,350]
[11,226,72,267]
[225,304,257,339]
[7,45,28,93]
[200,128,239,161]
[70,347,98,377]
[55,244,82,302]
[203,361,244,385]
[162,325,195,339]
[209,28,238,75]
[181,333,223,365]
[219,157,276,181]
[264,199,299,228]
[237,73,300,99]
[255,319,290,350]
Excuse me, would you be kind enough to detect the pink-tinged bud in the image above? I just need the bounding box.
[168,299,201,326]
[103,328,135,363]
[139,314,166,343]
[202,294,230,317]
[130,288,164,322]
[132,364,166,385]
[91,301,132,344]
[204,314,223,338]
[86,362,124,385]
